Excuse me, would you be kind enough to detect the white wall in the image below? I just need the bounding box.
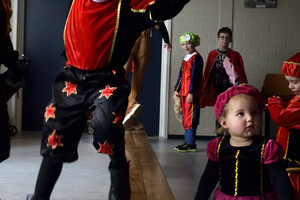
[168,0,300,136]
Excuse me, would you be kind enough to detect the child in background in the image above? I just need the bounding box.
[195,84,293,200]
[201,27,247,109]
[174,32,203,152]
[268,52,300,200]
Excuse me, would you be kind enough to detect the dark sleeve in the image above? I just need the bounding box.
[0,1,18,68]
[61,0,73,59]
[266,160,294,200]
[0,2,6,39]
[189,55,203,94]
[156,22,170,43]
[0,34,18,68]
[149,0,190,21]
[174,65,182,92]
[194,159,219,200]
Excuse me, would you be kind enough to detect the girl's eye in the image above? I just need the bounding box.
[237,112,244,117]
[290,80,299,84]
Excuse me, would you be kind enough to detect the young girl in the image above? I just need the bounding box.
[195,84,293,200]
[174,32,203,152]
[268,52,300,199]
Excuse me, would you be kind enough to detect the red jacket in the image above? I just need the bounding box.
[268,95,300,155]
[200,49,247,108]
[64,0,189,71]
[174,52,203,97]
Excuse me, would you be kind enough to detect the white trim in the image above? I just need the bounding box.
[15,0,25,132]
[92,0,108,2]
[159,20,171,139]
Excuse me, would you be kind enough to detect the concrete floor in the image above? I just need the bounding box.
[0,132,211,200]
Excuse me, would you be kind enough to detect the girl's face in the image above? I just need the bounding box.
[181,41,196,54]
[219,94,262,144]
[285,75,300,97]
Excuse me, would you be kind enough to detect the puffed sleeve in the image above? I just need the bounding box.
[263,139,284,165]
[265,139,294,199]
[207,137,219,161]
[268,96,300,129]
[268,96,285,124]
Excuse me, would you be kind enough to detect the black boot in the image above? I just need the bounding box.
[26,194,46,200]
[108,164,130,200]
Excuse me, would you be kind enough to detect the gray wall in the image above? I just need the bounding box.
[169,0,300,136]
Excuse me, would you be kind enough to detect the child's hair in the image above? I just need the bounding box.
[214,84,264,135]
[282,52,300,77]
[215,106,230,135]
[217,27,232,38]
[179,32,200,46]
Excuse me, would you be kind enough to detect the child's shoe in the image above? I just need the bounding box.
[175,144,197,152]
[174,142,186,150]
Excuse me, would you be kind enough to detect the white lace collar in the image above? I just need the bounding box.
[183,52,197,61]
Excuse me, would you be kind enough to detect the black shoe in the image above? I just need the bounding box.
[175,144,197,152]
[108,164,130,200]
[174,142,186,150]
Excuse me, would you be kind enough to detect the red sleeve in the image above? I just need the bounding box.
[268,96,300,129]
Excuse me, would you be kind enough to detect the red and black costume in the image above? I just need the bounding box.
[195,136,293,200]
[42,0,189,163]
[267,52,300,200]
[200,49,247,108]
[268,95,300,199]
[28,0,190,199]
[174,52,203,131]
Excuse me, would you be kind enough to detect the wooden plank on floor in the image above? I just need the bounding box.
[125,129,175,200]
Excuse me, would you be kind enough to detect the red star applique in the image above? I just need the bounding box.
[44,103,56,122]
[47,130,64,150]
[99,85,117,99]
[62,81,77,97]
[112,69,117,75]
[112,111,123,127]
[98,140,115,155]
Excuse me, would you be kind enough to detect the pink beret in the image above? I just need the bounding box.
[214,84,264,120]
[282,52,300,77]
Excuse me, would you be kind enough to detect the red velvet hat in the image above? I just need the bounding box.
[214,84,264,120]
[282,52,300,77]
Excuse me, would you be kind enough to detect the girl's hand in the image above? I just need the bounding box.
[174,91,180,97]
[187,93,193,103]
